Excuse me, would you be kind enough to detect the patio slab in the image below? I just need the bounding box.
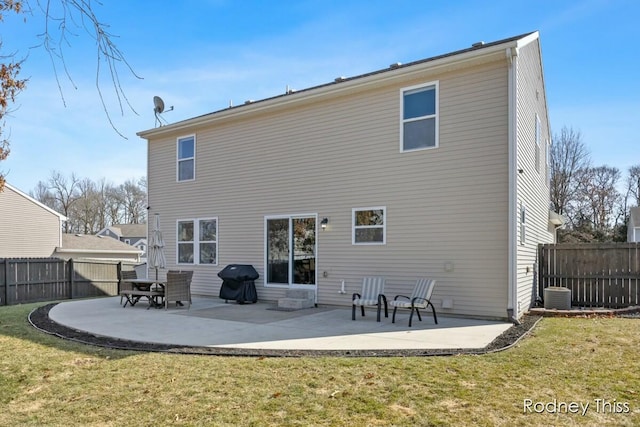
[48,296,512,351]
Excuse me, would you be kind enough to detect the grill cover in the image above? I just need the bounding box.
[218,264,259,304]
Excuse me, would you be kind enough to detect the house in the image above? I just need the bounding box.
[96,224,147,261]
[0,182,67,258]
[628,207,640,242]
[137,31,556,320]
[54,234,143,262]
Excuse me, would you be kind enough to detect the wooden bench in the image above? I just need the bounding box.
[120,289,165,309]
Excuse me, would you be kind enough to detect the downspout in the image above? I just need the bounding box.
[506,46,521,325]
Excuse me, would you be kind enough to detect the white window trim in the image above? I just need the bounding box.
[400,81,439,153]
[264,213,318,288]
[177,134,196,182]
[352,206,387,245]
[176,217,218,265]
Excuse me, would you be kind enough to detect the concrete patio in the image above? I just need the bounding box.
[48,296,512,352]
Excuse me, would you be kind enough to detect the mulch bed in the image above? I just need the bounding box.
[28,303,543,357]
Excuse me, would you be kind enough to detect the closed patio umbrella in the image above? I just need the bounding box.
[148,213,166,280]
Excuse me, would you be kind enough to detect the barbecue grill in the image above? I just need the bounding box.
[217,264,259,304]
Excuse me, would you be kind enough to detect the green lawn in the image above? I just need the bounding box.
[0,302,638,426]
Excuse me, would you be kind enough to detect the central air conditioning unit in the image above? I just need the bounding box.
[544,286,572,310]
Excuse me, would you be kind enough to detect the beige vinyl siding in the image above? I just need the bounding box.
[514,40,554,316]
[147,59,512,318]
[0,186,63,258]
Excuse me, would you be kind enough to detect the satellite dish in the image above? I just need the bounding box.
[153,96,165,114]
[153,96,173,127]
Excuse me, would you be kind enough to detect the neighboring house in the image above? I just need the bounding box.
[137,31,557,320]
[54,234,143,262]
[0,183,67,258]
[628,207,640,242]
[97,224,147,261]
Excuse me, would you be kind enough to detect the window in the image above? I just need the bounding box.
[535,115,541,173]
[198,219,218,264]
[177,218,217,265]
[401,82,438,152]
[353,207,386,245]
[177,135,195,181]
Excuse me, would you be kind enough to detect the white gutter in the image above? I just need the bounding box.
[506,45,519,324]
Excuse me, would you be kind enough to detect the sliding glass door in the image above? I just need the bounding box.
[266,215,316,287]
[266,218,290,284]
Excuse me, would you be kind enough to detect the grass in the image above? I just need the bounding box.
[0,302,639,426]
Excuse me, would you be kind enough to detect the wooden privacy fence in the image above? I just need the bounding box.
[538,243,640,308]
[0,258,137,306]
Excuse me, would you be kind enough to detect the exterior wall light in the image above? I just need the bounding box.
[321,218,329,230]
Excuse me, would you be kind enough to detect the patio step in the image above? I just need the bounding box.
[277,289,315,310]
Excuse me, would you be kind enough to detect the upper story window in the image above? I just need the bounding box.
[352,207,386,245]
[177,135,195,181]
[401,82,438,152]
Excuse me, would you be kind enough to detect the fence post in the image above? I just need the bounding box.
[68,258,75,299]
[537,244,545,302]
[117,261,122,294]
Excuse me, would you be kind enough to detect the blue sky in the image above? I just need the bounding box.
[2,0,639,193]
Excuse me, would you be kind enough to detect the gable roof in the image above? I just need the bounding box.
[107,224,147,238]
[138,31,539,139]
[4,182,68,221]
[59,234,143,254]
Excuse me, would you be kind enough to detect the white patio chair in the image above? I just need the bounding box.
[390,278,438,327]
[352,277,387,322]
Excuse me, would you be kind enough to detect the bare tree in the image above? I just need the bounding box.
[47,170,79,232]
[120,178,147,224]
[104,183,124,225]
[550,127,591,220]
[28,0,141,134]
[0,0,140,190]
[626,165,640,207]
[574,166,621,238]
[32,172,147,231]
[71,177,100,233]
[30,180,55,206]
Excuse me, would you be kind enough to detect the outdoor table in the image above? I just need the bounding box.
[125,278,166,309]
